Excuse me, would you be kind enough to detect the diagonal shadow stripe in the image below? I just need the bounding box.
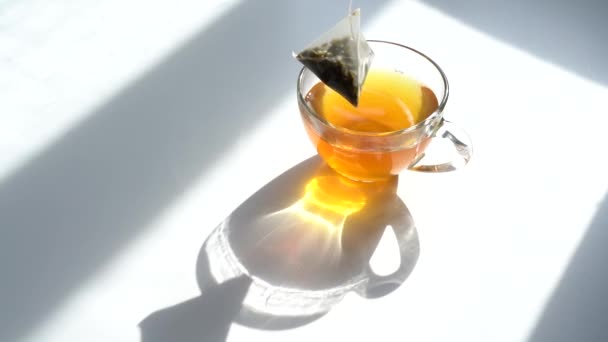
[423,0,608,85]
[0,1,390,341]
[528,194,608,341]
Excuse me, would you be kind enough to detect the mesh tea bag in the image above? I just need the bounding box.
[295,8,374,106]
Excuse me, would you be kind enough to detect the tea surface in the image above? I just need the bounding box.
[306,69,438,133]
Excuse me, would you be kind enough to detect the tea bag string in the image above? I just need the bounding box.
[347,1,360,66]
[348,0,354,38]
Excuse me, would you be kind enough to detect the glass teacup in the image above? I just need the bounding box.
[298,40,472,182]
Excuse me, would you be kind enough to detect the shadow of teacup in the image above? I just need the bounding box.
[139,156,420,341]
[197,156,419,329]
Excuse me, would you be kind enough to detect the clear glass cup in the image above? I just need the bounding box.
[298,40,472,182]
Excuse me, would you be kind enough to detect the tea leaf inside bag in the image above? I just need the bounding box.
[295,9,374,106]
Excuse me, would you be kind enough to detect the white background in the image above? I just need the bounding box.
[1,0,607,341]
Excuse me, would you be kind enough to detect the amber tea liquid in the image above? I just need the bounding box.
[304,69,439,181]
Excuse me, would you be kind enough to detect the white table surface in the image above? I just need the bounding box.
[2,1,608,341]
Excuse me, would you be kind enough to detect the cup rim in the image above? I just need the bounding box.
[297,40,449,137]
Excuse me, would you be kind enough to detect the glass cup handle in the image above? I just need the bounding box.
[358,199,420,299]
[409,118,473,172]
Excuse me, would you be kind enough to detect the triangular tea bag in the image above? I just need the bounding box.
[295,8,374,106]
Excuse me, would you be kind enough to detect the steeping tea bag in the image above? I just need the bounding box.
[294,8,374,107]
